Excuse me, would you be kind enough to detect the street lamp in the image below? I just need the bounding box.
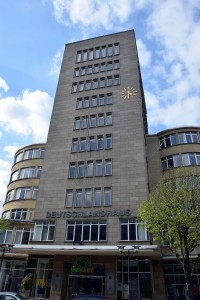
[0,243,14,272]
[117,245,141,300]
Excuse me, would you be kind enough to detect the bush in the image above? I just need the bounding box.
[21,273,33,291]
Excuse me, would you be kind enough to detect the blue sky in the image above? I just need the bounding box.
[0,0,200,211]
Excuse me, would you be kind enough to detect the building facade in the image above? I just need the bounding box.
[1,30,200,300]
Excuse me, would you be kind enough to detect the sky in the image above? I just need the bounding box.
[0,0,200,212]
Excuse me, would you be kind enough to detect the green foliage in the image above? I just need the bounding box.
[21,273,34,291]
[139,167,200,262]
[0,217,9,231]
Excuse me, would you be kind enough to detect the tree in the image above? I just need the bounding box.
[0,217,9,231]
[139,167,200,300]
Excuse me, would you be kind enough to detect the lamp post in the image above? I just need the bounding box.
[0,243,14,272]
[117,245,141,300]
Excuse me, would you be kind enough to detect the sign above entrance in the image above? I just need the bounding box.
[46,208,131,219]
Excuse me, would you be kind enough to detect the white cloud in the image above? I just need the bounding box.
[51,0,133,29]
[0,131,2,139]
[3,145,23,159]
[0,77,9,92]
[0,159,12,215]
[49,47,64,78]
[0,90,53,142]
[137,39,152,68]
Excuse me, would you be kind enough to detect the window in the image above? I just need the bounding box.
[33,221,55,241]
[11,209,27,220]
[106,113,112,125]
[14,227,32,244]
[6,190,15,202]
[114,75,120,85]
[79,81,84,92]
[108,44,113,56]
[80,138,87,152]
[182,153,200,166]
[107,76,113,87]
[91,96,97,107]
[101,46,106,58]
[178,132,199,144]
[159,134,177,148]
[40,147,45,158]
[24,149,39,159]
[10,170,19,182]
[74,118,81,129]
[82,116,88,129]
[0,228,13,244]
[66,190,73,207]
[99,95,105,106]
[96,161,103,176]
[72,83,78,93]
[78,162,84,177]
[87,161,93,177]
[100,63,106,72]
[161,155,181,170]
[85,80,91,90]
[89,136,95,151]
[74,68,79,77]
[29,209,34,220]
[80,67,86,76]
[84,97,90,108]
[85,189,92,207]
[66,220,106,241]
[97,136,103,150]
[94,64,99,73]
[107,93,112,104]
[114,43,120,55]
[120,219,148,241]
[36,166,42,178]
[15,152,23,163]
[89,49,94,60]
[69,163,76,178]
[95,47,100,59]
[93,79,98,89]
[104,187,111,206]
[114,60,120,69]
[83,50,87,61]
[100,78,106,88]
[33,187,38,199]
[106,135,112,149]
[2,211,10,219]
[76,189,83,207]
[76,51,81,63]
[19,167,35,179]
[94,188,102,206]
[72,139,78,152]
[87,65,92,74]
[15,187,31,199]
[90,115,96,128]
[76,98,82,109]
[105,159,112,175]
[107,62,113,71]
[98,114,104,126]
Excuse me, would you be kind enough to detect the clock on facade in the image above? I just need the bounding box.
[121,87,137,99]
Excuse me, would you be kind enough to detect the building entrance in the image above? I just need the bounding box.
[67,275,104,298]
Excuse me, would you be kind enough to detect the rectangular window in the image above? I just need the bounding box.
[15,187,31,199]
[11,209,27,220]
[78,162,84,177]
[83,50,87,61]
[78,81,84,92]
[33,221,55,241]
[80,67,86,76]
[69,163,76,178]
[24,149,39,159]
[80,138,87,152]
[72,83,78,93]
[159,134,177,148]
[107,76,113,87]
[0,229,12,244]
[76,98,83,109]
[36,166,42,179]
[161,155,180,170]
[6,190,15,202]
[40,148,45,158]
[104,187,111,206]
[96,160,103,176]
[100,63,106,72]
[106,135,112,149]
[97,136,103,150]
[87,161,93,177]
[89,137,95,151]
[114,75,120,85]
[94,188,102,206]
[94,64,99,73]
[178,132,199,144]
[72,139,79,152]
[95,47,100,59]
[90,115,96,128]
[100,78,106,88]
[15,152,23,163]
[10,170,19,182]
[89,49,94,60]
[114,60,120,69]
[14,228,32,244]
[74,68,79,77]
[99,95,105,106]
[106,113,112,125]
[76,51,81,63]
[101,46,106,58]
[66,221,107,241]
[105,159,112,175]
[85,189,92,207]
[84,97,90,108]
[74,118,81,130]
[82,116,88,129]
[85,80,91,90]
[33,187,38,199]
[91,96,97,107]
[98,114,104,126]
[120,219,148,241]
[114,43,120,55]
[93,79,98,89]
[19,167,35,179]
[107,44,113,56]
[76,189,83,207]
[66,190,73,207]
[87,65,92,74]
[107,62,113,71]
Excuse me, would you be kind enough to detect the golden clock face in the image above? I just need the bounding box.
[121,87,137,99]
